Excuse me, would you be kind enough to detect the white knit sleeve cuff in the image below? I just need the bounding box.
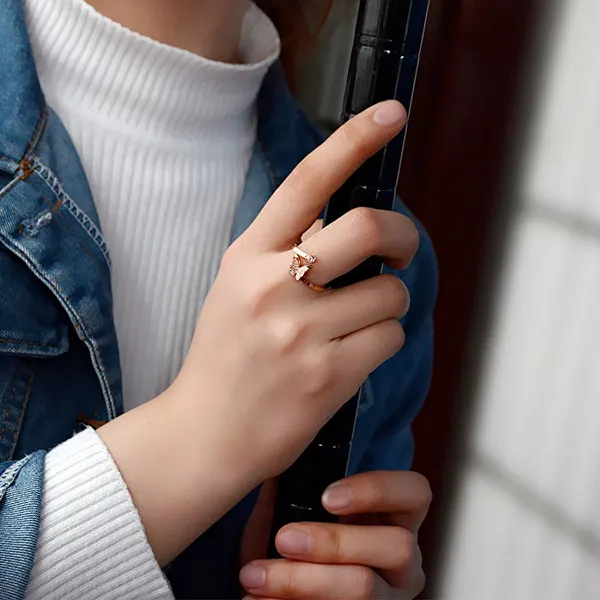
[25,428,174,600]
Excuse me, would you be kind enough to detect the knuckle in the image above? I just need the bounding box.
[381,275,411,317]
[353,566,376,599]
[352,207,382,250]
[413,570,427,597]
[239,282,271,319]
[379,321,406,360]
[365,477,387,508]
[401,217,420,261]
[278,562,302,597]
[389,529,415,571]
[390,321,406,352]
[412,472,433,509]
[322,525,343,562]
[304,357,336,397]
[269,316,307,354]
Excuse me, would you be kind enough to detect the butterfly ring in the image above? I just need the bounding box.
[289,246,328,292]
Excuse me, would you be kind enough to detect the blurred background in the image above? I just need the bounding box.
[300,0,600,597]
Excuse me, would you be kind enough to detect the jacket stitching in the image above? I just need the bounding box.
[41,194,110,282]
[0,234,118,420]
[30,190,112,284]
[0,176,20,198]
[0,337,56,349]
[0,456,32,502]
[30,158,111,266]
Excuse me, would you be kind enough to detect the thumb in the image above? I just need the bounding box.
[240,478,278,565]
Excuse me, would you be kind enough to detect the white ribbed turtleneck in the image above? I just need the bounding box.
[25,0,280,411]
[22,1,280,598]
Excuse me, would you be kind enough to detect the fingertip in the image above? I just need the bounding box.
[276,528,311,556]
[373,100,407,127]
[239,564,266,591]
[322,482,356,513]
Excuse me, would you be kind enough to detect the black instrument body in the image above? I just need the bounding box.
[269,0,430,556]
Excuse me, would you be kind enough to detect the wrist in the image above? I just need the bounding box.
[97,385,259,565]
[163,382,267,491]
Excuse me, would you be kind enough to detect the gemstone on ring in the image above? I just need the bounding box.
[289,255,312,281]
[289,246,327,292]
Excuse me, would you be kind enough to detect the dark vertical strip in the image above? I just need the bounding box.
[398,0,550,595]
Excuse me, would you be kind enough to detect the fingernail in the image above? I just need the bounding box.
[278,529,310,555]
[240,565,266,590]
[401,280,412,316]
[373,101,406,126]
[323,483,355,511]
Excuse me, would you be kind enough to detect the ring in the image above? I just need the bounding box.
[289,246,328,292]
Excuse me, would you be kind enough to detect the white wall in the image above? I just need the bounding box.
[440,1,600,597]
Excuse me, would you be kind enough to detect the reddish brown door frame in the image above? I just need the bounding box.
[398,0,548,595]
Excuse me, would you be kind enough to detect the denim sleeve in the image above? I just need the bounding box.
[0,452,46,600]
[352,197,438,474]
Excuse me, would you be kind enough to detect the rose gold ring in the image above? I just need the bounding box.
[289,246,328,293]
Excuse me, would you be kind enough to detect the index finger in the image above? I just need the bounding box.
[322,471,432,531]
[247,100,407,250]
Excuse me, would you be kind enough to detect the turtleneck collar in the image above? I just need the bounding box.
[25,0,281,146]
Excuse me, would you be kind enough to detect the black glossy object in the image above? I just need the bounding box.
[269,0,430,557]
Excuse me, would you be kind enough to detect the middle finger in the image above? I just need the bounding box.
[297,207,419,286]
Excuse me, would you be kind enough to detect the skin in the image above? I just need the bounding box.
[240,472,431,599]
[89,2,431,597]
[86,0,247,62]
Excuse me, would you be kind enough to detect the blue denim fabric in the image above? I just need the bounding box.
[0,453,44,600]
[0,1,438,598]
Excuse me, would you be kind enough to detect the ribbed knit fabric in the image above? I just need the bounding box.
[25,0,280,411]
[25,429,174,599]
[22,1,280,597]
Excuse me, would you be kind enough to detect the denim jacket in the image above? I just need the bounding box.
[0,1,438,598]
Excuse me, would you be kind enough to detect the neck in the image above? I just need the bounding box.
[85,0,248,63]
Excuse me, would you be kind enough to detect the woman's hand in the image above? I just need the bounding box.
[177,99,417,483]
[240,471,431,600]
[99,100,419,565]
